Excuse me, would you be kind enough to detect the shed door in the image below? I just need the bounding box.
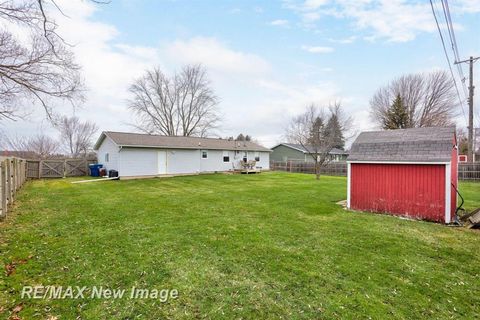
[158,151,167,174]
[350,163,446,222]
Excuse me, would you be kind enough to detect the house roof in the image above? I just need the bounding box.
[272,143,348,155]
[347,127,455,162]
[94,131,271,152]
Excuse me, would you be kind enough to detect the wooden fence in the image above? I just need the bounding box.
[270,160,348,176]
[458,163,480,181]
[26,158,97,179]
[0,157,27,219]
[271,161,480,181]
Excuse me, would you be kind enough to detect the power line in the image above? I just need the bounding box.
[429,0,468,124]
[441,0,469,99]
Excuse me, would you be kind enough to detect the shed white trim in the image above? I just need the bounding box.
[347,162,351,209]
[445,163,451,224]
[347,161,450,165]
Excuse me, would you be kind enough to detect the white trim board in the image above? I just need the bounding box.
[347,162,351,209]
[445,163,451,224]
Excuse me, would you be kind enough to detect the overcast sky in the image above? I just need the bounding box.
[2,0,480,147]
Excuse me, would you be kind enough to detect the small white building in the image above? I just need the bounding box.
[94,131,271,178]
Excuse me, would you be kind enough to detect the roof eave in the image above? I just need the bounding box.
[117,144,271,152]
[93,132,107,150]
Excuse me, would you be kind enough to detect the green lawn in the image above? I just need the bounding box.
[1,172,479,319]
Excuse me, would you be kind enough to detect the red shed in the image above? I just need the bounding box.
[347,127,458,223]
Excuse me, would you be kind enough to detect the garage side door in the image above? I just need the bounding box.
[158,151,167,174]
[350,163,446,222]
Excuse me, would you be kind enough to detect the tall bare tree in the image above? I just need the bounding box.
[55,115,98,156]
[0,0,85,121]
[1,134,59,159]
[128,64,220,137]
[286,102,352,180]
[370,70,457,128]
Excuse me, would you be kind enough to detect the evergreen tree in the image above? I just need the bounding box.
[382,94,409,130]
[236,133,252,141]
[236,133,245,141]
[325,113,345,149]
[308,116,324,146]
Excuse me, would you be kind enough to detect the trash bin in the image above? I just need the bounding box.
[108,169,119,178]
[99,168,107,177]
[89,164,103,177]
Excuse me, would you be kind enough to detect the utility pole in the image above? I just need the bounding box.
[455,56,479,162]
[474,127,480,162]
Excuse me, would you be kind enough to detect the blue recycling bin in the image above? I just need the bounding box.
[89,164,103,177]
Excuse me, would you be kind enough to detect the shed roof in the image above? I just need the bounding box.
[347,127,455,162]
[273,143,349,155]
[94,131,271,152]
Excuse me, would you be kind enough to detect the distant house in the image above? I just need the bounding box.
[270,143,348,162]
[94,131,271,178]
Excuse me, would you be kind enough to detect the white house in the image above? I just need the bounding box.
[94,131,271,178]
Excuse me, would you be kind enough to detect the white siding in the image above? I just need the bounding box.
[166,149,201,174]
[96,136,119,172]
[200,150,230,172]
[118,148,158,177]
[255,151,270,170]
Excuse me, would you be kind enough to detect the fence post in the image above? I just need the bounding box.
[6,159,12,205]
[38,160,42,179]
[0,160,6,219]
[13,158,18,191]
[23,160,26,183]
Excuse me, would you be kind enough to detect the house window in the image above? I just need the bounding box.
[105,153,109,162]
[242,152,247,162]
[254,152,260,162]
[223,151,229,162]
[202,150,208,159]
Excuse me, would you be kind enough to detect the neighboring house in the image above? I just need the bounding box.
[94,131,271,178]
[347,127,457,224]
[270,143,348,162]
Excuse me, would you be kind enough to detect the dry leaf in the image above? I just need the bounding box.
[12,304,23,314]
[5,263,16,276]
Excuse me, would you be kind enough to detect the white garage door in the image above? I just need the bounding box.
[118,148,158,177]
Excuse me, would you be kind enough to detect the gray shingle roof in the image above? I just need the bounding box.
[276,143,348,155]
[95,131,271,152]
[347,127,455,162]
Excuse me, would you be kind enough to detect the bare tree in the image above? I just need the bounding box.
[1,134,59,159]
[456,128,469,155]
[0,0,86,121]
[55,115,98,156]
[128,64,220,137]
[286,102,352,180]
[370,70,457,128]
